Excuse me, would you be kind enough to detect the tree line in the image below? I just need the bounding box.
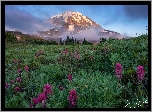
[5,31,108,45]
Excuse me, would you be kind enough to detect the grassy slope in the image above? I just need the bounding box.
[5,35,148,108]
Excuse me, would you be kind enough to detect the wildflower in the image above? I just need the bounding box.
[35,55,38,58]
[24,66,29,71]
[29,103,33,108]
[32,98,39,105]
[90,56,93,59]
[44,84,51,90]
[18,68,21,74]
[14,60,17,63]
[60,86,63,90]
[115,63,123,80]
[44,84,52,91]
[68,89,78,108]
[18,60,21,63]
[41,100,46,108]
[77,54,80,59]
[136,65,145,81]
[5,83,9,88]
[37,93,46,102]
[94,48,96,50]
[11,80,14,84]
[16,77,21,82]
[68,74,72,82]
[65,49,68,54]
[43,84,53,96]
[75,51,79,55]
[15,87,20,92]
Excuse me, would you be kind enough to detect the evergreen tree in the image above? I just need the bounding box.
[75,38,76,43]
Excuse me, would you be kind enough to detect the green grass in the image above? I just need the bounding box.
[5,35,148,108]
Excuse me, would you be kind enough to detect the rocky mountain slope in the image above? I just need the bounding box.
[37,11,125,40]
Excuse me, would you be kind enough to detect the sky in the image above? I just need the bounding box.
[5,5,148,37]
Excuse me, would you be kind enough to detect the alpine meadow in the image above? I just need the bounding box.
[4,4,149,109]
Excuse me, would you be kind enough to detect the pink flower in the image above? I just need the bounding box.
[94,48,96,50]
[115,63,122,69]
[60,86,63,90]
[37,93,46,102]
[65,49,68,53]
[29,103,33,108]
[68,74,72,82]
[16,77,21,82]
[18,68,21,74]
[24,66,29,71]
[71,101,76,106]
[5,83,9,88]
[14,60,17,63]
[77,54,80,59]
[32,98,39,105]
[43,84,53,95]
[44,84,51,90]
[15,87,20,92]
[90,56,93,59]
[68,89,78,108]
[18,60,21,63]
[136,65,145,81]
[75,51,79,55]
[115,63,123,80]
[41,99,46,108]
[11,80,14,84]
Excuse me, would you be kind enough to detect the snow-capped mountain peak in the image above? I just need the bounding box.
[39,11,125,40]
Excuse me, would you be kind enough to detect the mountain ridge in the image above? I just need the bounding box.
[37,11,125,40]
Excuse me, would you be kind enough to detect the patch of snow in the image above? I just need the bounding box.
[68,25,74,31]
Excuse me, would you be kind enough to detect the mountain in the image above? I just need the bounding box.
[37,11,125,41]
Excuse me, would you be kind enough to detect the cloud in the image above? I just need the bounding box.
[58,28,125,41]
[5,6,56,34]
